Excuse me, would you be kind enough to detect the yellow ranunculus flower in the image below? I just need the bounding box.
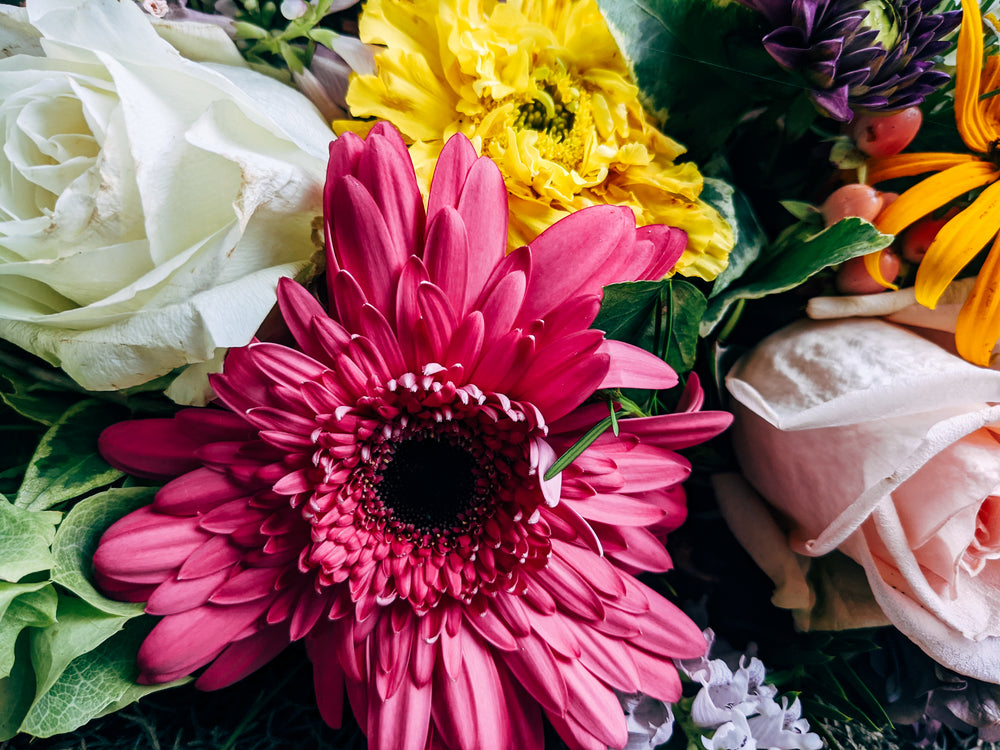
[342,0,734,280]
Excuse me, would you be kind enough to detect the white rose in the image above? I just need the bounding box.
[725,318,1000,682]
[0,0,332,400]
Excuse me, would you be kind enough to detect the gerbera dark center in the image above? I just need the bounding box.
[378,437,479,530]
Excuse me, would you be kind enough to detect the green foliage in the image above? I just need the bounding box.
[594,278,707,376]
[50,488,153,617]
[0,496,60,581]
[595,0,796,159]
[15,400,126,512]
[223,0,358,76]
[701,217,895,335]
[19,618,188,738]
[0,384,164,740]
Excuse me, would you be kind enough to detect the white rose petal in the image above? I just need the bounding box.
[0,0,330,398]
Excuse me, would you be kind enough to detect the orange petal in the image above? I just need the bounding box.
[916,178,1000,308]
[982,57,1000,117]
[867,153,976,184]
[863,249,898,290]
[956,0,992,151]
[875,160,998,236]
[956,234,1000,365]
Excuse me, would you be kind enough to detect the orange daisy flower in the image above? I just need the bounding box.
[867,0,1000,365]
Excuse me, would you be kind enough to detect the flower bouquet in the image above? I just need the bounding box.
[0,0,996,748]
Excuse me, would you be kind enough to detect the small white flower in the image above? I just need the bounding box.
[280,0,310,19]
[702,713,758,750]
[617,692,675,750]
[747,696,824,750]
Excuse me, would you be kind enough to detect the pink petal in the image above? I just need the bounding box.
[99,419,203,480]
[432,637,511,750]
[358,304,407,375]
[395,255,430,352]
[530,554,604,620]
[422,207,470,315]
[329,270,369,332]
[596,340,679,391]
[367,672,433,750]
[571,493,667,526]
[478,270,526,350]
[177,534,245,579]
[500,634,568,715]
[418,282,459,361]
[495,663,545,750]
[153,468,249,516]
[527,611,582,659]
[533,294,601,349]
[463,606,518,651]
[550,540,626,598]
[600,526,673,572]
[209,566,282,605]
[634,224,687,278]
[558,657,629,748]
[457,157,508,302]
[517,348,609,423]
[426,132,478,222]
[518,205,634,323]
[630,647,683,702]
[323,132,364,270]
[357,123,425,259]
[95,509,208,579]
[137,599,272,680]
[306,623,347,727]
[276,278,331,363]
[618,411,734,450]
[331,176,404,314]
[195,624,290,690]
[444,311,485,370]
[145,568,231,615]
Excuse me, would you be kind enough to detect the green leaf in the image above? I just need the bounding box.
[0,349,81,426]
[703,172,768,298]
[0,630,34,741]
[18,617,188,738]
[308,27,340,49]
[544,413,620,480]
[0,583,55,680]
[233,19,270,39]
[701,217,895,335]
[15,400,125,511]
[595,0,793,159]
[593,278,707,375]
[592,280,665,346]
[0,496,60,582]
[663,279,708,373]
[50,487,155,617]
[779,200,821,222]
[29,597,134,703]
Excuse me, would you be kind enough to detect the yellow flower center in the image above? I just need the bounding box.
[490,68,593,172]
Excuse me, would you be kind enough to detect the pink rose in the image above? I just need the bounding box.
[725,317,1000,681]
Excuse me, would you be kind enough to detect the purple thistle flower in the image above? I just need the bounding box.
[742,0,960,121]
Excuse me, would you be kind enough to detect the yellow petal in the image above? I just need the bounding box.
[956,234,1000,365]
[915,177,1000,307]
[875,160,999,236]
[956,0,992,151]
[867,153,976,184]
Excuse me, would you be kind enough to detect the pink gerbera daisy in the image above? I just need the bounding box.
[92,123,732,750]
